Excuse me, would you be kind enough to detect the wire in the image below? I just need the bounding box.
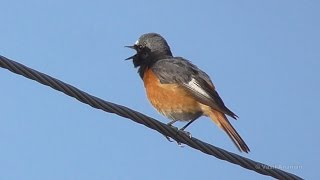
[0,55,303,180]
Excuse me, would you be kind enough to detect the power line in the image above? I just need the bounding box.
[0,55,303,180]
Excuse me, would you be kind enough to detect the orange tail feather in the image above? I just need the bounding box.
[208,109,250,153]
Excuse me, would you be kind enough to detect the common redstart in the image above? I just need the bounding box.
[126,33,250,153]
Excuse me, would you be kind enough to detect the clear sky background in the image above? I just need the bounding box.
[0,1,319,179]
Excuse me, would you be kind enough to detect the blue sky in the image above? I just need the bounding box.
[0,1,318,179]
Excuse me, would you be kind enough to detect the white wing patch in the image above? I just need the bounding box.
[187,78,211,99]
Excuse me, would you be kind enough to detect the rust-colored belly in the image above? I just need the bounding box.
[143,69,202,120]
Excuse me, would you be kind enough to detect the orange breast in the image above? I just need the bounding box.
[143,69,201,118]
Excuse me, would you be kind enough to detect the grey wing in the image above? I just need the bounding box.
[152,57,238,119]
[152,58,194,84]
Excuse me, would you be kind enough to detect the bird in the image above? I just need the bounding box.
[125,33,250,153]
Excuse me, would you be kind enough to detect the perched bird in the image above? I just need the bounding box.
[126,33,250,153]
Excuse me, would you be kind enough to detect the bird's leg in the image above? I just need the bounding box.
[180,118,197,131]
[165,119,195,144]
[167,119,179,126]
[163,119,179,142]
[179,118,198,138]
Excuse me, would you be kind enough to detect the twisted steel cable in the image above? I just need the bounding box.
[0,55,303,180]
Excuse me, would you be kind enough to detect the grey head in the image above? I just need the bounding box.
[126,33,173,69]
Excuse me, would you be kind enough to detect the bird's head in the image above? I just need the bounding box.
[125,33,172,68]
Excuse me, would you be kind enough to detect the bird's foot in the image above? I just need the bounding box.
[177,141,184,147]
[163,135,184,147]
[163,121,191,146]
[164,135,174,142]
[179,129,192,138]
[163,124,178,142]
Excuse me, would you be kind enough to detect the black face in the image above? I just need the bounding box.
[125,44,151,68]
[126,33,173,78]
[126,33,173,67]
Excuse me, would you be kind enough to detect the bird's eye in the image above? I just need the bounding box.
[138,45,143,49]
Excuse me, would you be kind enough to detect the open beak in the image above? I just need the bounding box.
[125,45,135,49]
[125,54,136,60]
[125,45,137,60]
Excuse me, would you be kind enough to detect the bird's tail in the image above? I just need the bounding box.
[208,109,250,153]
